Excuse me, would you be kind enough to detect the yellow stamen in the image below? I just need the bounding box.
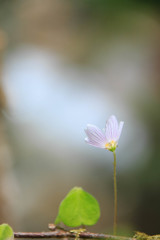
[105,140,117,152]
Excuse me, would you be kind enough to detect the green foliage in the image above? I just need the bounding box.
[0,224,14,240]
[134,232,160,240]
[55,187,100,227]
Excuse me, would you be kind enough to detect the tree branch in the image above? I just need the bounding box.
[14,230,135,240]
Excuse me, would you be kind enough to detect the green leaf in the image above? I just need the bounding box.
[55,187,100,227]
[0,224,14,240]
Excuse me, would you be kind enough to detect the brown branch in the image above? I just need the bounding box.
[14,230,135,240]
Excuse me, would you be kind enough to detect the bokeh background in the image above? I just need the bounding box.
[0,0,160,236]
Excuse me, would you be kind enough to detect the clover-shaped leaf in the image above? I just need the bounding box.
[0,224,14,240]
[55,187,100,227]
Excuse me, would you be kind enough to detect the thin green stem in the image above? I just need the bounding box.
[113,151,117,235]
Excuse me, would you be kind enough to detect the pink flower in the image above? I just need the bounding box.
[85,115,124,152]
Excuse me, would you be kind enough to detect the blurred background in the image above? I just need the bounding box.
[0,0,160,236]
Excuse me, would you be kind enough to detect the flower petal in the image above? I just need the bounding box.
[85,138,105,148]
[117,121,124,141]
[105,115,119,142]
[85,124,106,148]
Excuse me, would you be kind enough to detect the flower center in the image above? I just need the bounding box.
[105,140,117,152]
